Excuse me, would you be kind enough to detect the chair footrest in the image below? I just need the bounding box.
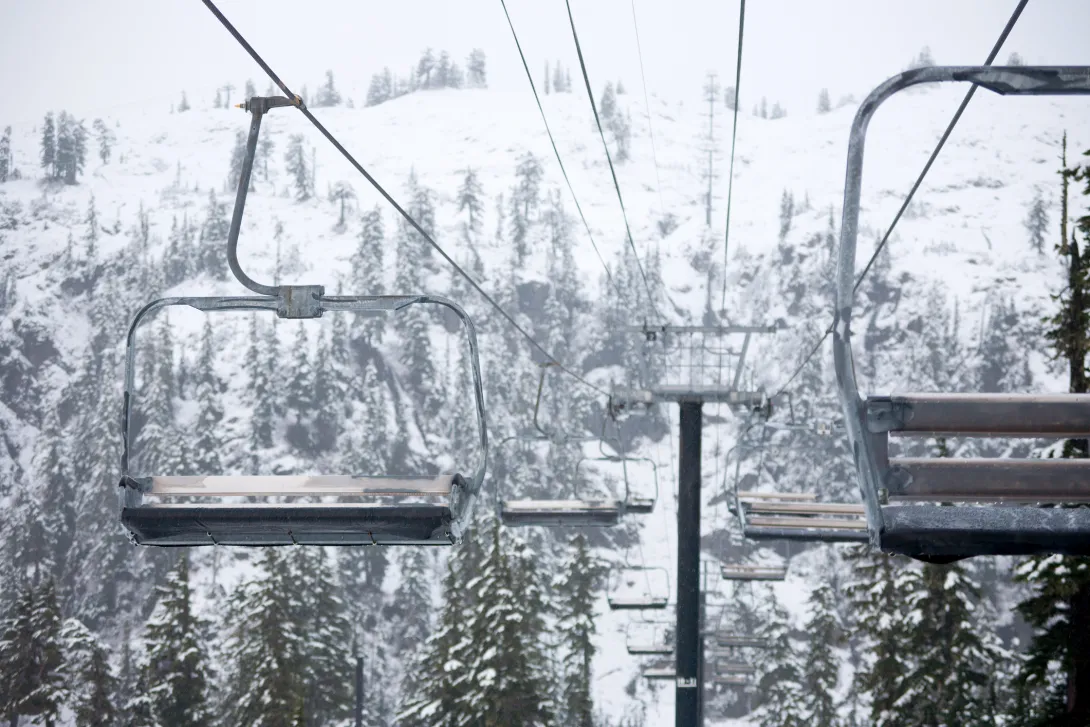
[881,504,1090,557]
[121,504,454,545]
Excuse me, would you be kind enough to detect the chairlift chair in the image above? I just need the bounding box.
[642,664,677,681]
[625,621,674,655]
[719,564,788,581]
[715,661,757,676]
[712,674,750,687]
[728,421,868,543]
[498,416,658,526]
[607,566,670,610]
[119,96,489,546]
[833,66,1090,559]
[715,633,770,649]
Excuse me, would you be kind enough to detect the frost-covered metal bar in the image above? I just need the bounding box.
[888,459,1090,502]
[499,499,624,527]
[719,565,787,581]
[867,394,1090,437]
[715,634,770,649]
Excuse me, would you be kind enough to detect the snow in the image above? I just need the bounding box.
[1,73,1088,723]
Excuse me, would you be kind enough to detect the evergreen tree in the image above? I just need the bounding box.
[847,550,914,724]
[178,90,190,112]
[285,323,314,454]
[556,533,599,726]
[509,153,543,268]
[467,49,487,88]
[435,51,452,88]
[329,181,356,229]
[418,48,437,88]
[351,205,386,347]
[553,62,566,93]
[244,78,256,101]
[61,618,118,727]
[285,134,311,201]
[247,315,276,459]
[40,112,55,178]
[0,126,10,182]
[1014,133,1090,726]
[799,582,842,726]
[817,88,832,114]
[1025,187,1050,254]
[600,82,617,123]
[752,600,806,727]
[896,561,1006,725]
[198,189,229,279]
[192,321,224,474]
[311,328,338,453]
[228,129,250,191]
[366,69,395,107]
[544,60,551,94]
[224,548,304,727]
[315,70,342,107]
[292,549,353,726]
[0,579,65,726]
[779,189,795,241]
[142,555,210,727]
[92,118,113,164]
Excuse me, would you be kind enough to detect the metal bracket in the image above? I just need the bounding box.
[277,285,325,319]
[865,397,913,433]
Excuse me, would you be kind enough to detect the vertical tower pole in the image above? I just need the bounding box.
[676,401,703,726]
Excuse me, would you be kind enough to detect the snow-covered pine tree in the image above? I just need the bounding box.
[315,70,342,107]
[509,153,543,268]
[553,62,565,93]
[600,82,617,124]
[134,318,175,474]
[40,112,56,178]
[779,189,795,241]
[0,126,11,182]
[224,548,304,726]
[895,560,1007,726]
[457,168,485,279]
[292,548,352,726]
[311,328,338,453]
[556,532,599,726]
[61,618,118,726]
[198,189,229,279]
[817,88,832,114]
[398,549,471,727]
[285,323,314,455]
[0,579,65,726]
[846,549,914,724]
[799,581,843,726]
[285,134,311,201]
[228,129,249,192]
[467,49,487,88]
[1025,187,1050,254]
[351,205,386,348]
[178,90,190,112]
[142,554,210,727]
[752,599,806,727]
[192,321,224,474]
[417,48,436,89]
[1014,133,1090,726]
[243,78,256,101]
[329,181,356,230]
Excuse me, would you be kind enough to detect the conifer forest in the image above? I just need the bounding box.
[2,2,1090,726]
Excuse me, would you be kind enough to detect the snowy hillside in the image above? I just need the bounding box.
[0,72,1088,726]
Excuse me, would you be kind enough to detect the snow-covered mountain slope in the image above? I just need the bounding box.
[1,77,1087,725]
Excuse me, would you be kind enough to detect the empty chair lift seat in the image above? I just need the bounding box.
[738,490,867,543]
[720,564,788,581]
[713,674,750,687]
[716,634,770,649]
[861,393,1090,557]
[500,499,624,527]
[830,67,1090,558]
[121,474,468,546]
[642,665,677,681]
[607,567,670,610]
[626,623,673,655]
[716,662,757,676]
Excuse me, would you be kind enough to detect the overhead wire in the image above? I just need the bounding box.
[718,0,747,312]
[199,0,609,398]
[498,0,618,293]
[768,0,1029,400]
[628,0,666,220]
[564,0,662,321]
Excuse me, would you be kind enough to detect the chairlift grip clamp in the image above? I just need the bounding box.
[277,285,325,319]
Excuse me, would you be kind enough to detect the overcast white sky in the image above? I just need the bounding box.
[1,0,1088,124]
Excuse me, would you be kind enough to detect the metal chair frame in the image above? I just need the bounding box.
[119,95,488,546]
[833,66,1090,558]
[607,566,671,611]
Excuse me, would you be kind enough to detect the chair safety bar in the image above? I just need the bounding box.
[833,67,1090,558]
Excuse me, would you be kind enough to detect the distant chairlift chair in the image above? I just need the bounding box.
[499,387,658,526]
[715,633,770,649]
[119,95,488,546]
[719,563,788,582]
[728,421,868,543]
[833,66,1090,559]
[625,621,674,656]
[607,566,671,610]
